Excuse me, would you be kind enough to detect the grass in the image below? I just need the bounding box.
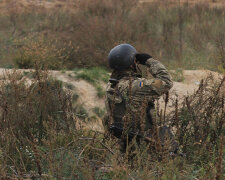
[0,0,224,72]
[75,104,89,120]
[0,1,224,178]
[75,67,109,98]
[64,82,75,90]
[72,93,79,102]
[0,69,224,179]
[96,85,105,98]
[170,68,184,82]
[93,107,105,118]
[75,67,109,84]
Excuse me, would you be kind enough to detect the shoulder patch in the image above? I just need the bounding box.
[139,81,144,87]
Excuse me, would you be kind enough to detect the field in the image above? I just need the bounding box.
[0,0,224,71]
[0,0,224,179]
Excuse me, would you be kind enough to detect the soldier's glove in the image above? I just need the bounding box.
[135,53,152,65]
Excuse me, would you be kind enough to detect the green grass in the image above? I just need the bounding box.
[72,93,79,103]
[75,67,109,84]
[96,85,105,98]
[64,82,75,90]
[170,68,184,82]
[75,67,109,98]
[93,107,105,118]
[75,104,88,120]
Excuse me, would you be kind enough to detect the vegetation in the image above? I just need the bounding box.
[93,107,105,118]
[75,67,109,84]
[64,82,75,90]
[170,68,184,82]
[0,69,224,179]
[75,67,109,98]
[0,0,224,179]
[0,0,224,72]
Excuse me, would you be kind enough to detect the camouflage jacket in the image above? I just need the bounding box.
[104,58,173,133]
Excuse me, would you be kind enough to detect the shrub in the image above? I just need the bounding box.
[13,35,77,70]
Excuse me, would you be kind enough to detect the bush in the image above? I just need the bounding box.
[13,35,77,70]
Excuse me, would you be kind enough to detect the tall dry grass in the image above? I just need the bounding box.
[0,0,224,71]
[0,67,224,179]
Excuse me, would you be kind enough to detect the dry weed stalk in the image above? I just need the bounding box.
[216,135,224,180]
[168,75,225,160]
[0,68,76,178]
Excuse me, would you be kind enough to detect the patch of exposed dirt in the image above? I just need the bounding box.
[51,71,105,110]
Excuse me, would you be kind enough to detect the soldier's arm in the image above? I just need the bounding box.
[145,58,173,94]
[132,58,173,100]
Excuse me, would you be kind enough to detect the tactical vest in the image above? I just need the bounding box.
[105,64,155,134]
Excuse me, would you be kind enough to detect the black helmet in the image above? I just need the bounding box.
[108,44,137,70]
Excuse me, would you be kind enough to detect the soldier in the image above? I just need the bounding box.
[103,44,176,154]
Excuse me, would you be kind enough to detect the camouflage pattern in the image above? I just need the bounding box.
[104,58,173,135]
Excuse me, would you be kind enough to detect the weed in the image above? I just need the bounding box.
[64,82,74,90]
[4,65,14,69]
[61,70,66,74]
[170,68,184,82]
[13,35,77,70]
[68,73,73,77]
[23,71,29,76]
[88,115,98,122]
[0,71,224,180]
[72,93,79,103]
[75,67,109,84]
[75,105,88,120]
[93,107,105,118]
[75,67,109,98]
[96,85,105,98]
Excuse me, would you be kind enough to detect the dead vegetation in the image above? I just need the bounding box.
[0,0,224,72]
[0,68,224,179]
[0,0,224,178]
